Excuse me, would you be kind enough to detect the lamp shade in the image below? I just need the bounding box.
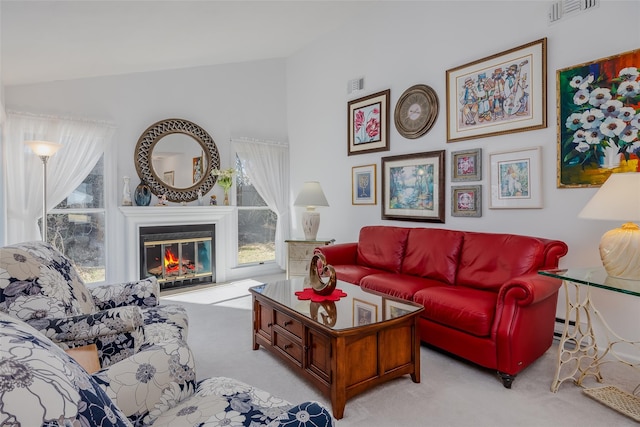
[579,172,640,279]
[579,172,640,222]
[25,140,63,157]
[294,181,329,208]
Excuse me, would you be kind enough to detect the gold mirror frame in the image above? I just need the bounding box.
[134,118,221,202]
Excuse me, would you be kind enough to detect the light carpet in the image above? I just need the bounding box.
[162,278,640,426]
[161,278,263,304]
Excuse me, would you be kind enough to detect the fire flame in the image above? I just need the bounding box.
[164,248,180,273]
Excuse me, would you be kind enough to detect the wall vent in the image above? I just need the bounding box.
[347,77,364,95]
[549,0,600,24]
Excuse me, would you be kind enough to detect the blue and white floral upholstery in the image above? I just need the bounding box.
[0,312,335,427]
[0,241,189,368]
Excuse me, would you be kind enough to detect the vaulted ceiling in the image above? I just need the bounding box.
[1,1,366,86]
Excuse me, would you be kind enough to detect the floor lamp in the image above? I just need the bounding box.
[25,140,63,242]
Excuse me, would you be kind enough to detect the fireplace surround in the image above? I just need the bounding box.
[140,224,215,290]
[119,206,235,287]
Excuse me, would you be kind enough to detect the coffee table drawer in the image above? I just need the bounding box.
[274,331,303,364]
[274,311,303,339]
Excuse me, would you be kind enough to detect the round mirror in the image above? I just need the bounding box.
[135,118,220,202]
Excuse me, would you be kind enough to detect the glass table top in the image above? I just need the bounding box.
[539,267,640,297]
[250,277,422,331]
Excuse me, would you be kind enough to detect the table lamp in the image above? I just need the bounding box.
[294,181,329,241]
[25,140,63,243]
[578,172,640,279]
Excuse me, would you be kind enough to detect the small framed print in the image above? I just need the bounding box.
[451,185,482,217]
[451,148,482,182]
[489,146,542,209]
[348,89,390,155]
[353,298,378,326]
[352,164,377,205]
[192,156,203,183]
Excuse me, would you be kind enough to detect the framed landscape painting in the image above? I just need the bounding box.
[489,146,542,209]
[557,48,640,188]
[446,38,547,142]
[381,150,445,223]
[348,89,390,155]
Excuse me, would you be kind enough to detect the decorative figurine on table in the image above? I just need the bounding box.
[157,194,168,206]
[308,253,337,295]
[210,195,217,205]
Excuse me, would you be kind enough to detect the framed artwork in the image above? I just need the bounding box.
[383,299,417,320]
[556,48,640,188]
[352,164,377,205]
[163,170,174,186]
[446,38,547,142]
[192,156,203,183]
[451,185,482,217]
[353,298,378,326]
[381,150,445,223]
[489,146,542,209]
[451,148,482,181]
[348,89,390,155]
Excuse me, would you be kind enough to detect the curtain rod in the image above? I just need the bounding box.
[231,136,289,148]
[7,109,117,128]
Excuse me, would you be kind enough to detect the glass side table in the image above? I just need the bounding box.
[539,268,640,421]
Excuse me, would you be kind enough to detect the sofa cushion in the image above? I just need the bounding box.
[413,286,497,337]
[401,228,463,285]
[333,265,385,286]
[0,241,97,321]
[356,226,410,273]
[456,233,546,290]
[360,273,447,301]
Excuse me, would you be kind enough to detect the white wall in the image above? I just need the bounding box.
[5,58,288,282]
[286,1,640,344]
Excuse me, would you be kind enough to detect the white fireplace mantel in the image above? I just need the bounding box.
[119,206,236,283]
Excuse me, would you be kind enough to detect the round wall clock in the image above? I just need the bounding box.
[394,84,439,139]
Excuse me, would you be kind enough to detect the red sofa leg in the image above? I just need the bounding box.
[498,372,515,388]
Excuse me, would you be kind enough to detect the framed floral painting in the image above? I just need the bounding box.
[381,150,445,222]
[446,38,547,142]
[451,148,482,181]
[348,89,390,155]
[557,48,640,188]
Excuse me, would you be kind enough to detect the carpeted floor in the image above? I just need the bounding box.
[161,281,640,426]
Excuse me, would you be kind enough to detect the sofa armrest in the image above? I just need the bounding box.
[26,306,145,368]
[497,273,563,307]
[92,339,196,425]
[315,242,358,265]
[90,277,160,309]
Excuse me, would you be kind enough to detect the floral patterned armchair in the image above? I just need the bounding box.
[0,312,335,426]
[0,241,188,368]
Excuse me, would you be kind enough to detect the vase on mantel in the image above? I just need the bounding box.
[223,189,230,206]
[134,180,152,206]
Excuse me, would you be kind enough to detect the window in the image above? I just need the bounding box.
[235,155,276,265]
[48,156,106,283]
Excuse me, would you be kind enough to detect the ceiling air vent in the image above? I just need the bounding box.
[549,0,600,24]
[347,77,364,95]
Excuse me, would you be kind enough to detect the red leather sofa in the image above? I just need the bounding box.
[314,225,568,388]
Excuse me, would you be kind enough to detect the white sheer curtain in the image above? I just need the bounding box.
[232,137,290,268]
[4,111,115,244]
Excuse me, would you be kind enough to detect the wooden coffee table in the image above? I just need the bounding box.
[250,278,423,419]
